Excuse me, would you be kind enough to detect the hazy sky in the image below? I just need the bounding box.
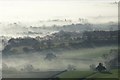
[0,0,118,23]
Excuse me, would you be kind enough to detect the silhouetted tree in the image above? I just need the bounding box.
[96,63,106,72]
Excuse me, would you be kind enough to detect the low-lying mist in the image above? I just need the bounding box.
[3,52,92,73]
[3,49,109,73]
[3,46,116,73]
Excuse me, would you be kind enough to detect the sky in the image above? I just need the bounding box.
[0,0,118,23]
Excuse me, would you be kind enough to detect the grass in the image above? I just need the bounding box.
[57,71,94,80]
[57,69,119,80]
[87,69,119,78]
[56,45,118,80]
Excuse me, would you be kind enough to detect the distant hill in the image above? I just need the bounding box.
[2,30,118,56]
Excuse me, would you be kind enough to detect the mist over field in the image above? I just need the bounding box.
[1,21,118,78]
[0,0,119,78]
[2,45,117,72]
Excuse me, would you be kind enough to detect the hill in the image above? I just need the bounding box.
[2,30,118,56]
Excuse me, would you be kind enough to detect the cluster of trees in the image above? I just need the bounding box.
[83,30,118,43]
[44,53,57,61]
[67,64,76,71]
[34,30,118,50]
[7,37,39,47]
[2,30,118,55]
[2,37,39,55]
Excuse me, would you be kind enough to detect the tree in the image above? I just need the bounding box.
[45,53,56,61]
[67,64,76,71]
[96,63,106,72]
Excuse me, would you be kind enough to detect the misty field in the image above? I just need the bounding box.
[2,45,118,78]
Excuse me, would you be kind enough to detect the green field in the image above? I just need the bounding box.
[55,45,119,79]
[87,69,119,78]
[3,45,119,79]
[56,69,119,80]
[57,71,94,78]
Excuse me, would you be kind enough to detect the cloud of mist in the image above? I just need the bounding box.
[2,48,105,73]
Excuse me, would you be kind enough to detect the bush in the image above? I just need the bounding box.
[21,64,40,72]
[67,64,76,71]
